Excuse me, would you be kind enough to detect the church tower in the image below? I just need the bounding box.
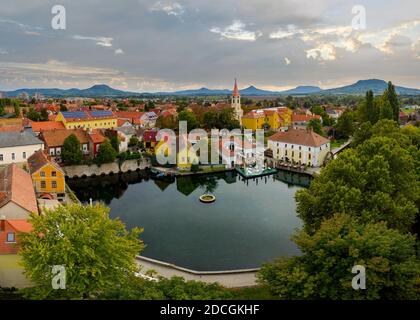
[231,78,243,126]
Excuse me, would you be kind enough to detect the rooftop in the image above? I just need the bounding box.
[30,121,65,133]
[0,131,43,148]
[27,149,63,174]
[0,164,38,214]
[40,129,89,147]
[268,128,330,147]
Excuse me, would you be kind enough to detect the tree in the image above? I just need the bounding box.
[296,135,419,234]
[128,136,139,147]
[100,275,234,300]
[203,110,219,129]
[306,118,323,136]
[218,108,240,130]
[13,105,20,118]
[334,110,354,139]
[62,134,83,165]
[178,110,198,131]
[19,203,143,299]
[40,108,49,121]
[379,100,394,120]
[27,108,41,121]
[383,81,400,122]
[258,213,420,300]
[96,140,117,164]
[110,135,120,153]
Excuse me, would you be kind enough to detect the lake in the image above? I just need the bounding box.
[67,170,310,271]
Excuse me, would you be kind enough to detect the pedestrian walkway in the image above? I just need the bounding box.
[136,256,258,288]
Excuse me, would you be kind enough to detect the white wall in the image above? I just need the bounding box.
[0,144,44,165]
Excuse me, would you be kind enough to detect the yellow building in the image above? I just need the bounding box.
[267,128,330,167]
[242,107,292,131]
[154,134,200,171]
[56,110,117,130]
[27,149,66,198]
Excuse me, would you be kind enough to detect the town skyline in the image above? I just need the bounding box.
[0,0,419,92]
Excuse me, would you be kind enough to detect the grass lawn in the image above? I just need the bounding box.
[0,254,21,269]
[330,139,348,149]
[230,285,279,300]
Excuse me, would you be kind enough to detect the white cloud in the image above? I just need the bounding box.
[306,44,336,61]
[210,20,262,41]
[0,18,43,31]
[114,48,124,55]
[0,49,8,55]
[73,35,114,47]
[284,57,291,65]
[149,1,185,16]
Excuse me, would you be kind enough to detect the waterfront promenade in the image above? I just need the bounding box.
[136,256,258,288]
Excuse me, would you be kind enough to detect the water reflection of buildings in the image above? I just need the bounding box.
[274,170,312,188]
[67,170,311,204]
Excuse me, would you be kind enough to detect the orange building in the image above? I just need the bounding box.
[0,219,32,254]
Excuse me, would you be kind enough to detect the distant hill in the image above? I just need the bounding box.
[4,79,420,98]
[322,79,420,95]
[6,84,139,98]
[280,86,322,95]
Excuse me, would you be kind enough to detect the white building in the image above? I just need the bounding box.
[219,137,258,169]
[267,128,330,167]
[116,125,137,152]
[0,131,44,165]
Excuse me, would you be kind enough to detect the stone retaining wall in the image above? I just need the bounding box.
[63,158,151,178]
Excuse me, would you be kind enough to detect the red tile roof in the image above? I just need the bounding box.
[89,132,106,144]
[292,114,321,122]
[115,111,144,120]
[40,129,89,147]
[27,149,63,174]
[30,121,65,133]
[268,128,330,147]
[0,164,38,214]
[7,220,33,233]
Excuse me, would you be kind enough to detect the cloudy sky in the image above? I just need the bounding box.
[0,0,419,92]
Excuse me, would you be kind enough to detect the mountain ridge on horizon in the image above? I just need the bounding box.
[3,79,420,97]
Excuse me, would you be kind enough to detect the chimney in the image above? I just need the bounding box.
[0,215,5,232]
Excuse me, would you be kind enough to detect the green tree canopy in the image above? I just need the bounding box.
[334,110,354,139]
[110,135,120,153]
[62,134,83,165]
[306,118,323,136]
[178,110,199,131]
[258,213,420,300]
[19,204,143,299]
[96,140,118,164]
[296,135,419,234]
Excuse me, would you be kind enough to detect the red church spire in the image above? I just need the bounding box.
[233,78,239,97]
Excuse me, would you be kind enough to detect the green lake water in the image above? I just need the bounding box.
[68,170,310,271]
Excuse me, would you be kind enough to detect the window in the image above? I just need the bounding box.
[299,152,302,158]
[309,153,312,160]
[52,171,57,177]
[23,152,26,159]
[7,233,15,243]
[40,171,46,177]
[50,149,55,156]
[0,154,3,161]
[309,147,311,151]
[52,181,57,189]
[41,181,46,189]
[11,153,15,160]
[299,146,301,150]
